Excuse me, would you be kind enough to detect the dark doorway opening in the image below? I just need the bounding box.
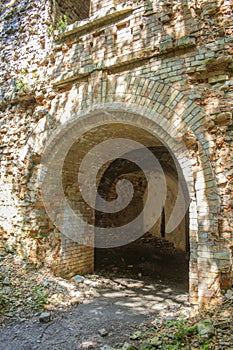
[94,144,189,288]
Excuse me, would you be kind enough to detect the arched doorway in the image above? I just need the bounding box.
[41,100,221,304]
[59,119,191,289]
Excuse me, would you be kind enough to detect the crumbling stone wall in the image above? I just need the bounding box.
[0,0,232,304]
[0,0,55,265]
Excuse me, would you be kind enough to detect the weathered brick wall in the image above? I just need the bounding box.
[0,0,232,304]
[0,0,94,275]
[0,0,54,265]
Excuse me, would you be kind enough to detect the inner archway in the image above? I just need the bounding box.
[61,120,190,289]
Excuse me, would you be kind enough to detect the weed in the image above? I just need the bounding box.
[28,285,49,310]
[57,14,68,32]
[15,77,29,93]
[47,24,54,36]
[48,14,68,36]
[164,319,197,349]
[200,339,213,350]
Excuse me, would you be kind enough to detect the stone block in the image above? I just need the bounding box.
[208,75,229,84]
[215,112,232,125]
[176,36,196,49]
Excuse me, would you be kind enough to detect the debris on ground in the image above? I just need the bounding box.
[0,250,232,349]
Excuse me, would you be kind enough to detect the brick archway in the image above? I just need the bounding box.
[40,77,226,304]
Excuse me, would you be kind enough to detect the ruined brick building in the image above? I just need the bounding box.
[0,0,232,305]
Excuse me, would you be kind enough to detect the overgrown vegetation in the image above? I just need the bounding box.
[0,278,49,317]
[162,318,198,349]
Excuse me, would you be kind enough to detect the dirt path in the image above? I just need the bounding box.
[0,275,190,350]
[0,235,192,349]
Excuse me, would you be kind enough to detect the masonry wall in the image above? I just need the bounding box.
[0,0,232,304]
[0,0,94,275]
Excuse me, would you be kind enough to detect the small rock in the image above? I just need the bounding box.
[71,290,84,298]
[225,289,233,299]
[83,279,97,286]
[3,276,10,285]
[197,319,215,340]
[98,328,109,337]
[39,312,51,323]
[81,340,95,349]
[72,275,85,283]
[70,298,82,306]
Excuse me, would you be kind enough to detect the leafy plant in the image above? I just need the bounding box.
[29,286,49,310]
[15,78,29,93]
[47,24,54,36]
[163,319,197,349]
[165,343,181,350]
[47,14,68,36]
[200,339,213,350]
[57,14,68,32]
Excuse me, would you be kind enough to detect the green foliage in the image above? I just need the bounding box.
[48,14,68,36]
[32,71,38,79]
[164,343,181,350]
[47,24,54,36]
[29,286,49,310]
[163,319,197,349]
[14,69,39,94]
[0,283,49,318]
[57,14,68,32]
[21,68,28,75]
[2,241,16,254]
[200,339,213,350]
[15,77,29,93]
[174,323,197,340]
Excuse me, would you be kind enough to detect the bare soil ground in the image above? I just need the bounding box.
[0,235,232,349]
